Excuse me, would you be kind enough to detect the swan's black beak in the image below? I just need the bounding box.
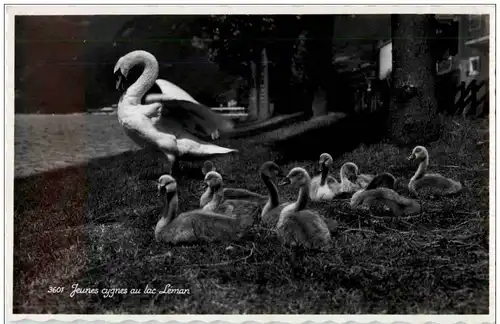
[318,161,325,173]
[115,73,126,91]
[116,75,122,91]
[407,154,414,162]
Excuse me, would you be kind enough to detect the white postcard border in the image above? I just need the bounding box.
[4,2,496,323]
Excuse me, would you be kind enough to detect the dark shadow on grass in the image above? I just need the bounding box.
[263,111,389,164]
[14,148,214,226]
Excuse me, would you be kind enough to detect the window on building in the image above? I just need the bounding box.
[468,56,480,77]
[468,15,482,31]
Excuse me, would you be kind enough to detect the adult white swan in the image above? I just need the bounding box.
[113,50,237,174]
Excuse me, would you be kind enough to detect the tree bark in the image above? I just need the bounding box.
[389,14,441,146]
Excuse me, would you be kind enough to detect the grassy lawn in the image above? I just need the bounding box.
[13,115,490,314]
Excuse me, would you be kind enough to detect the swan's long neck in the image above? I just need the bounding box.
[206,184,224,209]
[295,180,311,212]
[340,165,350,184]
[320,163,330,186]
[203,186,213,200]
[261,174,280,208]
[412,155,429,181]
[161,191,179,225]
[123,52,159,105]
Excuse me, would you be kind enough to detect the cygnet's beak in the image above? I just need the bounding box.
[202,179,211,189]
[407,154,414,161]
[157,185,166,197]
[278,177,291,187]
[348,173,357,182]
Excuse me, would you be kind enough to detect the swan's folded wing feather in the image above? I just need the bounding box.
[180,210,241,240]
[416,174,456,190]
[223,188,268,203]
[221,199,261,228]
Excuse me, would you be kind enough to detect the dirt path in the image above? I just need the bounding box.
[14,114,140,178]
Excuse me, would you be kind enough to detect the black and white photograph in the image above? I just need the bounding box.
[6,4,495,318]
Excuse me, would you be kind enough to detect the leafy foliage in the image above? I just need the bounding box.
[196,15,341,115]
[195,15,279,77]
[430,16,460,62]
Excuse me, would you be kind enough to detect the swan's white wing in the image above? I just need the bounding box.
[154,79,200,104]
[153,79,234,132]
[144,99,234,142]
[143,79,235,140]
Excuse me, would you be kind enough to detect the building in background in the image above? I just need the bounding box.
[377,14,490,84]
[457,14,490,83]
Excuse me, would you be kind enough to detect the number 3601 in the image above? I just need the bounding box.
[47,286,64,294]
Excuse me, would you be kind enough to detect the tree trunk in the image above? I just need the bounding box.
[247,39,264,122]
[247,60,259,121]
[268,15,303,116]
[258,48,271,121]
[269,44,295,115]
[304,15,335,117]
[388,14,441,146]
